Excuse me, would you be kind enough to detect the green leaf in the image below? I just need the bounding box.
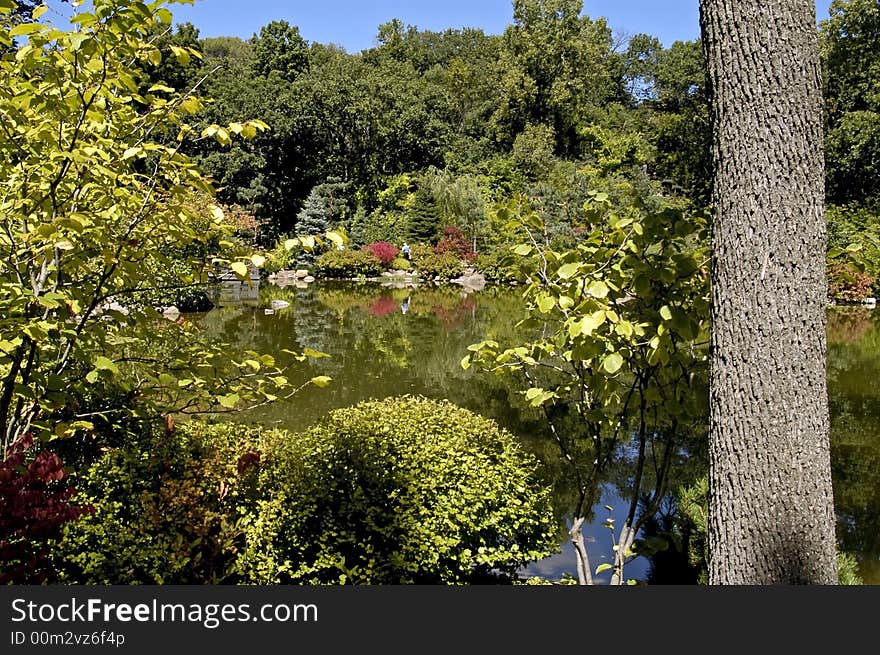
[217,394,240,409]
[537,294,555,314]
[310,376,332,388]
[588,280,610,299]
[603,352,624,374]
[250,255,266,268]
[158,373,176,386]
[460,355,471,371]
[230,262,249,278]
[595,563,613,574]
[659,305,672,321]
[10,22,42,36]
[94,356,118,374]
[326,231,346,248]
[512,244,532,256]
[525,388,544,401]
[32,4,48,19]
[557,263,580,280]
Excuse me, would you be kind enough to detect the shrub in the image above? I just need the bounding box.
[390,257,412,271]
[315,249,383,278]
[477,249,528,283]
[239,397,558,584]
[53,398,557,585]
[434,226,476,262]
[414,251,464,280]
[0,435,92,584]
[365,241,400,266]
[128,258,215,312]
[828,262,875,303]
[52,422,264,584]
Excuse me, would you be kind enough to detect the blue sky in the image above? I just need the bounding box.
[158,0,835,52]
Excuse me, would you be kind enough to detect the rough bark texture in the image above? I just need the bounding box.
[700,0,838,584]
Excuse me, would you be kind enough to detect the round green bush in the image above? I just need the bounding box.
[413,251,463,280]
[240,396,558,584]
[389,257,412,271]
[315,248,383,278]
[476,249,528,283]
[52,398,557,585]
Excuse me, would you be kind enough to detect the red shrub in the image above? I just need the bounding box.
[434,226,476,263]
[828,263,875,303]
[365,242,400,266]
[0,434,93,584]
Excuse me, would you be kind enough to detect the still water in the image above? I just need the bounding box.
[200,280,879,584]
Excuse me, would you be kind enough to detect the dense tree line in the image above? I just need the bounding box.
[140,0,878,301]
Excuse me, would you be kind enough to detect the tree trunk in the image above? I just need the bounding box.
[700,0,838,584]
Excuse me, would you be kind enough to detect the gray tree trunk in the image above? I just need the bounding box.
[700,0,839,584]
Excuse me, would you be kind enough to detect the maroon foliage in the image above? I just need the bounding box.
[433,226,476,262]
[0,434,92,584]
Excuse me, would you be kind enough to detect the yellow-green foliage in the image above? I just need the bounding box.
[315,248,383,278]
[53,422,265,584]
[54,398,558,584]
[240,396,558,584]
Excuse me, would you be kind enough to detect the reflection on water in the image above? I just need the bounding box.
[828,307,880,585]
[199,281,880,584]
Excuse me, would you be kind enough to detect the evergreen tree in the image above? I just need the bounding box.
[313,177,350,229]
[295,187,330,267]
[407,186,440,243]
[295,188,330,237]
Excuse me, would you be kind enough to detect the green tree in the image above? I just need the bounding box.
[821,0,880,204]
[406,184,440,243]
[0,0,327,452]
[467,191,710,585]
[503,0,623,155]
[250,19,309,82]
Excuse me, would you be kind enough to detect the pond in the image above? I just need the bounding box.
[198,279,880,584]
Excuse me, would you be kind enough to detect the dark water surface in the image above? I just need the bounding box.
[200,280,880,584]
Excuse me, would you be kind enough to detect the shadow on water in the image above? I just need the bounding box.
[197,281,880,584]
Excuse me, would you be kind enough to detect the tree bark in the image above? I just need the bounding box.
[700,0,838,584]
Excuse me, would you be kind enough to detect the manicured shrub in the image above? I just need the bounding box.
[389,257,412,271]
[53,398,557,585]
[365,241,400,266]
[239,396,557,584]
[315,248,383,278]
[414,251,464,280]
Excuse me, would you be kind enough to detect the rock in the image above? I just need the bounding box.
[161,305,180,317]
[270,299,290,310]
[107,301,130,315]
[303,276,315,283]
[865,297,877,307]
[295,281,309,289]
[452,272,486,292]
[264,308,275,315]
[295,269,309,279]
